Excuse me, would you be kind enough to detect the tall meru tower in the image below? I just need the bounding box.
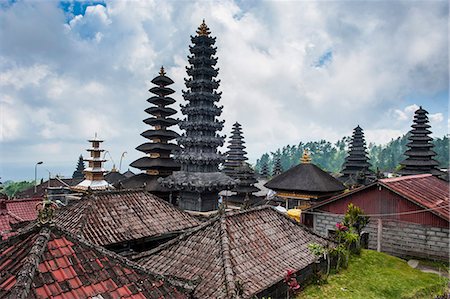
[161,20,235,211]
[399,107,442,176]
[128,67,180,200]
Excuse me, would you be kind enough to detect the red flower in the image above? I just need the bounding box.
[336,222,348,231]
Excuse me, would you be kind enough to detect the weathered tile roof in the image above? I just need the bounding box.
[16,178,83,199]
[380,174,449,221]
[134,206,331,298]
[310,174,449,222]
[0,199,41,240]
[54,190,200,246]
[0,224,192,298]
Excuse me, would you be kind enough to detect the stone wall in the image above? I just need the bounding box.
[311,212,449,261]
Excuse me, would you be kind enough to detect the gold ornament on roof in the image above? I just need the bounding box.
[159,66,166,76]
[196,19,210,36]
[300,149,312,164]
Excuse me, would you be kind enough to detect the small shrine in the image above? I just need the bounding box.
[72,135,112,191]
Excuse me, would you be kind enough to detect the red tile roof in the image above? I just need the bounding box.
[0,199,41,240]
[55,190,200,246]
[134,206,331,298]
[0,224,192,298]
[380,174,449,221]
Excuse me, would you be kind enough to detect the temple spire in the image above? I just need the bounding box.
[223,123,259,201]
[223,122,247,177]
[161,22,234,211]
[72,135,112,191]
[300,149,311,164]
[196,19,210,36]
[272,156,282,176]
[340,125,374,186]
[399,107,442,176]
[130,68,180,177]
[72,155,85,179]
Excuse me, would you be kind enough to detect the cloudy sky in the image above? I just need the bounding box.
[0,0,448,181]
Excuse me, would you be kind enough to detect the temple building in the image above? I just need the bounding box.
[264,150,345,211]
[340,125,375,186]
[0,221,192,298]
[72,155,84,179]
[72,135,112,192]
[222,123,259,203]
[260,162,269,178]
[54,190,200,253]
[223,122,248,176]
[161,21,235,212]
[121,67,181,200]
[399,106,442,176]
[272,156,283,176]
[133,206,332,298]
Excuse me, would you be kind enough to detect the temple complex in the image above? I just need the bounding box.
[399,107,442,176]
[161,21,235,211]
[265,150,345,209]
[340,125,374,186]
[72,135,112,191]
[124,68,180,200]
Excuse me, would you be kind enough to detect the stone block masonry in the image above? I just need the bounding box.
[312,212,449,261]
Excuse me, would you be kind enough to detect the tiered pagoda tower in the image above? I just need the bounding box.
[129,67,180,197]
[272,157,283,176]
[399,107,442,176]
[340,125,374,185]
[161,21,235,211]
[73,135,112,191]
[260,163,269,178]
[72,155,84,179]
[232,162,260,202]
[223,122,248,177]
[223,123,259,202]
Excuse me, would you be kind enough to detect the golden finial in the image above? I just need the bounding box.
[159,66,166,76]
[300,149,312,164]
[196,19,210,36]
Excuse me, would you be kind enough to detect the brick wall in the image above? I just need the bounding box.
[312,213,449,261]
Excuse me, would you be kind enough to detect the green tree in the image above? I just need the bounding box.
[2,181,34,198]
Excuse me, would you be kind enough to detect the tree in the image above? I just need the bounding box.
[2,181,34,198]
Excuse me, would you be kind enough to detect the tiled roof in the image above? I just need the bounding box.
[380,174,449,221]
[134,206,331,298]
[0,225,192,298]
[0,199,41,240]
[54,190,200,246]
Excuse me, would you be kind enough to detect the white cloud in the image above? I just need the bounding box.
[0,0,448,180]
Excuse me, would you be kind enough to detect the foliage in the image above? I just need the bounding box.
[299,250,449,299]
[255,135,448,175]
[285,269,301,295]
[308,243,332,279]
[342,203,370,235]
[1,181,34,198]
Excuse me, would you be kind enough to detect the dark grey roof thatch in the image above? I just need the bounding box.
[265,163,345,193]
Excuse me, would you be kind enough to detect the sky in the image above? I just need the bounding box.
[0,0,448,181]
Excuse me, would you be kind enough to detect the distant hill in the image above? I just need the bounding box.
[255,135,449,175]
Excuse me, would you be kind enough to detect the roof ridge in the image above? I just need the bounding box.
[8,226,51,298]
[219,217,237,299]
[50,225,196,292]
[381,174,432,182]
[132,215,220,260]
[7,210,25,222]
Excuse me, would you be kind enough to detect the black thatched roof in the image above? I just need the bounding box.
[115,173,172,193]
[265,163,345,193]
